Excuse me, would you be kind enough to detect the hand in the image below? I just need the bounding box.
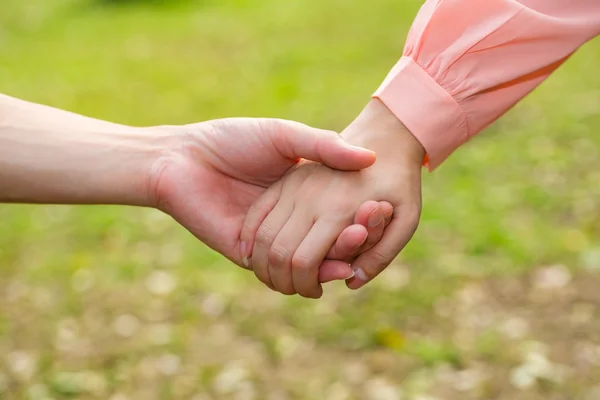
[240,99,425,298]
[0,93,392,281]
[320,199,393,283]
[147,117,391,280]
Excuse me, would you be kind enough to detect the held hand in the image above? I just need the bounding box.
[240,99,425,298]
[147,118,390,279]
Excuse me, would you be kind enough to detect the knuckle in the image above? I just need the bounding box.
[291,253,313,271]
[268,243,292,268]
[370,250,393,270]
[255,224,276,247]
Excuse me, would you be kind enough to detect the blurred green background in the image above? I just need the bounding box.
[1,1,600,399]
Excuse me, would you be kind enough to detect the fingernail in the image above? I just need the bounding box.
[345,269,355,280]
[368,210,383,227]
[240,241,250,269]
[354,267,369,282]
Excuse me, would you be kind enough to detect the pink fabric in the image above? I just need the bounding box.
[374,0,600,170]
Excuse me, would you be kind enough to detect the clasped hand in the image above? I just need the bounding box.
[239,99,425,298]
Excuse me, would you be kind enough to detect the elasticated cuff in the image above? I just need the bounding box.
[373,57,468,171]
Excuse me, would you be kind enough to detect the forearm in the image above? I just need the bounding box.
[0,94,168,206]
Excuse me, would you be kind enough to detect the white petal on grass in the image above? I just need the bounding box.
[500,317,529,339]
[145,270,177,296]
[113,314,140,338]
[510,347,566,390]
[523,352,553,378]
[510,365,536,389]
[532,265,571,290]
[213,363,249,395]
[201,293,226,317]
[6,351,37,381]
[456,284,485,307]
[155,353,181,376]
[364,378,403,400]
[453,369,485,392]
[56,318,79,341]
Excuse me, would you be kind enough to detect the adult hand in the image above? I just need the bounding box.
[239,99,425,298]
[148,118,392,282]
[0,93,392,285]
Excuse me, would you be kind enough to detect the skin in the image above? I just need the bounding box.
[0,94,391,285]
[150,118,393,282]
[240,98,426,298]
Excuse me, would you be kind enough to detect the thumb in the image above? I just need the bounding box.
[267,119,376,171]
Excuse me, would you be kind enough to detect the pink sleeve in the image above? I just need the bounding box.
[373,0,600,170]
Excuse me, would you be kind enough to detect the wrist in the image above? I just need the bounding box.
[143,121,211,211]
[114,126,178,208]
[341,98,426,168]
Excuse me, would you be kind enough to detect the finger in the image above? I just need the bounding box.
[267,211,314,295]
[265,119,376,171]
[319,201,392,281]
[323,200,392,262]
[251,201,294,289]
[318,224,367,282]
[239,182,283,269]
[381,202,394,224]
[347,204,421,290]
[360,201,394,254]
[292,218,346,299]
[325,201,379,261]
[318,260,355,283]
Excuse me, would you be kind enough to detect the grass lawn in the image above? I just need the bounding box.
[1,1,600,399]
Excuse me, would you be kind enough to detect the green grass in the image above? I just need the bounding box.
[1,1,600,399]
